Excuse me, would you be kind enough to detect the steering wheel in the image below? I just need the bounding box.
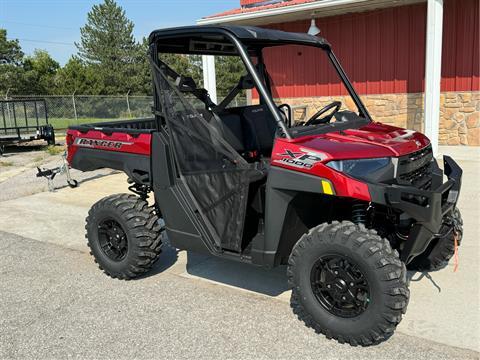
[305,101,342,126]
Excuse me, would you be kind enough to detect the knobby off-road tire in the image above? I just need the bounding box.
[288,221,409,346]
[408,208,463,272]
[86,193,163,280]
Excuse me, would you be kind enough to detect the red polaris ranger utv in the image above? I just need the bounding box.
[66,26,463,346]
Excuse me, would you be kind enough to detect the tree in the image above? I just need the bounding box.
[53,56,103,95]
[0,28,25,94]
[0,65,26,94]
[22,50,60,94]
[0,28,24,65]
[0,30,63,95]
[160,53,203,87]
[128,37,153,95]
[76,0,141,94]
[215,56,246,98]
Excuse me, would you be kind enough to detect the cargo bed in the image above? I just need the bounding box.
[69,118,157,135]
[66,117,155,184]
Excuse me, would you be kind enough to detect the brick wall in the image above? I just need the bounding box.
[273,91,479,146]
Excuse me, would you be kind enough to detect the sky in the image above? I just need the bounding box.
[0,0,239,65]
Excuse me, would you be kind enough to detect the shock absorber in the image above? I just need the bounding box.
[352,201,368,224]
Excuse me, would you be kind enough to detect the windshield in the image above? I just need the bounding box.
[154,34,370,139]
[260,44,365,126]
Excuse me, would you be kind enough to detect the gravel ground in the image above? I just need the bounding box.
[0,142,115,202]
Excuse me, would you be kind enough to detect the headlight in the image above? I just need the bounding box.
[326,157,392,179]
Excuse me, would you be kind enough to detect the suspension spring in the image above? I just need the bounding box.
[128,182,151,200]
[352,201,368,224]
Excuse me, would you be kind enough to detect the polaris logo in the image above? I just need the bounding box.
[74,138,132,149]
[274,148,326,169]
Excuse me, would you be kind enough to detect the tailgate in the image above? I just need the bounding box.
[66,127,152,184]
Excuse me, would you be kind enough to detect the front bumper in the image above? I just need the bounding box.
[368,155,462,264]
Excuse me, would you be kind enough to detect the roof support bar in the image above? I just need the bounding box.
[327,51,371,121]
[226,32,292,139]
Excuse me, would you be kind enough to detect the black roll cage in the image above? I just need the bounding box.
[148,25,372,139]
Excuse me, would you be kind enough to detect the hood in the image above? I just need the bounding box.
[294,122,430,159]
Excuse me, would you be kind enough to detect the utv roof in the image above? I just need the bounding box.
[148,25,330,54]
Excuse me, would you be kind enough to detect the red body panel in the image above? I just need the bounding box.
[67,121,430,203]
[270,122,430,201]
[66,129,152,165]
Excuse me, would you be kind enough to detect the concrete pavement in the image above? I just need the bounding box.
[1,231,478,360]
[0,146,479,357]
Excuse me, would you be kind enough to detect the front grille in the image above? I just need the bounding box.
[397,145,433,190]
[399,162,432,189]
[399,145,433,166]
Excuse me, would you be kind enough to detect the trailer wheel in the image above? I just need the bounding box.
[408,208,463,271]
[45,125,55,146]
[288,221,409,346]
[86,193,163,280]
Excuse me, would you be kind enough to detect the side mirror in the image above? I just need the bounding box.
[277,104,292,128]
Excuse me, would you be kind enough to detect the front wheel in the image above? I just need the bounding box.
[288,221,409,346]
[86,193,163,280]
[408,208,463,271]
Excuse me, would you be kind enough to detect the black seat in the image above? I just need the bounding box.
[199,108,246,154]
[241,105,278,156]
[219,113,245,153]
[201,105,278,158]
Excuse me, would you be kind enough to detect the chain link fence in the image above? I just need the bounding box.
[1,92,248,131]
[1,94,154,131]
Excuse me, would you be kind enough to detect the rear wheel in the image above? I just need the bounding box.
[408,208,463,271]
[86,193,163,279]
[288,221,409,346]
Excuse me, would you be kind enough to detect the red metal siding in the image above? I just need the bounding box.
[256,0,478,98]
[441,0,480,92]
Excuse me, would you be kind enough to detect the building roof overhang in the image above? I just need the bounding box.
[198,0,424,26]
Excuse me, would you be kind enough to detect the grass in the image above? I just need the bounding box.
[45,145,64,156]
[48,118,120,130]
[0,160,14,167]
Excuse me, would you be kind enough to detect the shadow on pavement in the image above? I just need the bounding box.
[0,144,47,156]
[142,244,180,278]
[49,171,120,192]
[184,251,289,297]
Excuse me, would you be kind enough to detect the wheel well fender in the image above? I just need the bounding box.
[254,166,354,267]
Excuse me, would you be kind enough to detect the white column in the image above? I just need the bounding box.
[424,0,444,155]
[202,55,217,104]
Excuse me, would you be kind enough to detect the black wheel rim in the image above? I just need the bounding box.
[97,218,128,261]
[310,254,370,318]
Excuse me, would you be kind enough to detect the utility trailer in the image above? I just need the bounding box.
[0,98,55,155]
